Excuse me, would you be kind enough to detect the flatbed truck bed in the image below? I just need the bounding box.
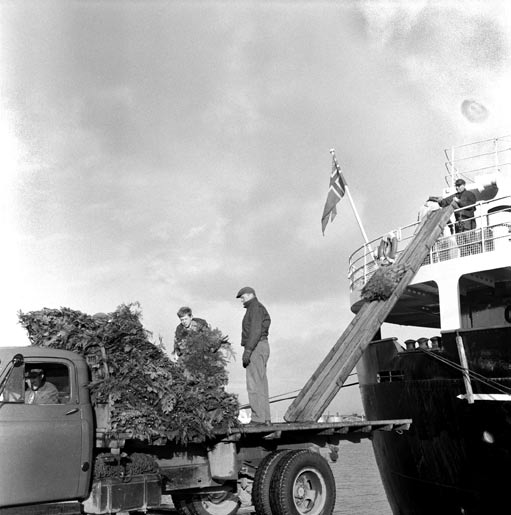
[227,418,411,435]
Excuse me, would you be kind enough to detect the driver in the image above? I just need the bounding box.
[25,368,59,404]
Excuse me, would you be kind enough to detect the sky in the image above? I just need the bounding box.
[1,0,510,417]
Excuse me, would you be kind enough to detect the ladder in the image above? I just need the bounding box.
[284,205,455,422]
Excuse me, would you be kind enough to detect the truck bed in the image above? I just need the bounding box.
[95,418,411,447]
[215,418,412,445]
[228,418,411,435]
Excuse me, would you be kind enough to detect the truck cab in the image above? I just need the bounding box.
[0,346,94,508]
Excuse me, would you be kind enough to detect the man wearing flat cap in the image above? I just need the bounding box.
[236,286,271,425]
[428,178,477,233]
[25,368,59,405]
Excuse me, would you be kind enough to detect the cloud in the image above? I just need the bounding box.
[358,1,511,135]
[4,2,509,417]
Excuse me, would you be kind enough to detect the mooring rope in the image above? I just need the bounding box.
[417,347,511,395]
[239,373,359,409]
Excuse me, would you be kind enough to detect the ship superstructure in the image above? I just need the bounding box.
[353,136,511,514]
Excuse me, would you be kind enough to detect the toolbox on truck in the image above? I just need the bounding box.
[82,474,161,514]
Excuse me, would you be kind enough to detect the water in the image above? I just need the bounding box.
[331,439,392,515]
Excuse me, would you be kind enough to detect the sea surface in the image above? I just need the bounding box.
[331,439,392,515]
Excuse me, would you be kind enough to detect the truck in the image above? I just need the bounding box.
[0,345,410,515]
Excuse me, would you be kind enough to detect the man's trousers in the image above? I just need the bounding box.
[246,339,270,423]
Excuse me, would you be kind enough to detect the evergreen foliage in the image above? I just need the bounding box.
[18,303,239,444]
[93,452,159,480]
[361,264,408,302]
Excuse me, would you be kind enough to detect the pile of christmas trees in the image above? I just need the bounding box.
[360,264,408,302]
[18,303,239,444]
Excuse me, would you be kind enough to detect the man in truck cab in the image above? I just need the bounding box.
[25,368,59,404]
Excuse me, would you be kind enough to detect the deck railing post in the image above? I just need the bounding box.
[480,209,485,254]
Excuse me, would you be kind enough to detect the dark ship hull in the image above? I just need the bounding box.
[358,326,511,515]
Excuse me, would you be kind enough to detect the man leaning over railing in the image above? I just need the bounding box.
[428,178,477,234]
[428,178,478,257]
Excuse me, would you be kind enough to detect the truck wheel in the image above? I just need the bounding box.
[188,490,241,515]
[252,449,295,515]
[270,450,336,515]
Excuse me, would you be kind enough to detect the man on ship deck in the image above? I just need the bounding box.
[428,178,479,256]
[428,178,477,233]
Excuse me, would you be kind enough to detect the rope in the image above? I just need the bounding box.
[239,376,360,410]
[267,372,358,403]
[418,347,510,393]
[417,347,511,395]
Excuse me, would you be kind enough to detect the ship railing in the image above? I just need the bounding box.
[349,196,511,292]
[444,135,511,189]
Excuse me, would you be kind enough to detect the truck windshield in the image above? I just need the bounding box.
[0,365,25,403]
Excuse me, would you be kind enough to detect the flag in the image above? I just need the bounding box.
[321,157,347,234]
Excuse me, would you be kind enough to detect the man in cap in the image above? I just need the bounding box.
[428,178,477,233]
[173,306,209,358]
[236,286,271,425]
[428,178,478,256]
[25,368,59,405]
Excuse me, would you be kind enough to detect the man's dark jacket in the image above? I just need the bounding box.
[438,189,477,220]
[241,298,271,352]
[174,318,208,355]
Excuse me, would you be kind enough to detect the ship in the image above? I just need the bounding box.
[350,136,511,515]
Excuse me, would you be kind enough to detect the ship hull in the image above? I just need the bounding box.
[358,326,511,515]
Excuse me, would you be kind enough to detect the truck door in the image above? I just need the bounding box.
[0,358,88,507]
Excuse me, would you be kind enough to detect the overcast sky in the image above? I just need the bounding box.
[1,0,510,416]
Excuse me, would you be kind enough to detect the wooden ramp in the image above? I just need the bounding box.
[284,205,455,422]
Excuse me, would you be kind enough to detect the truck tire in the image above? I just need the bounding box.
[182,489,241,515]
[270,450,336,515]
[252,449,295,515]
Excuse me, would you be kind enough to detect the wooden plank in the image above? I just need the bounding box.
[293,304,380,406]
[296,299,380,392]
[284,206,454,422]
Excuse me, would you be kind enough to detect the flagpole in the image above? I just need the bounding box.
[329,149,371,246]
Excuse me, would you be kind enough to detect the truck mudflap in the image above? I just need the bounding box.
[81,474,161,514]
